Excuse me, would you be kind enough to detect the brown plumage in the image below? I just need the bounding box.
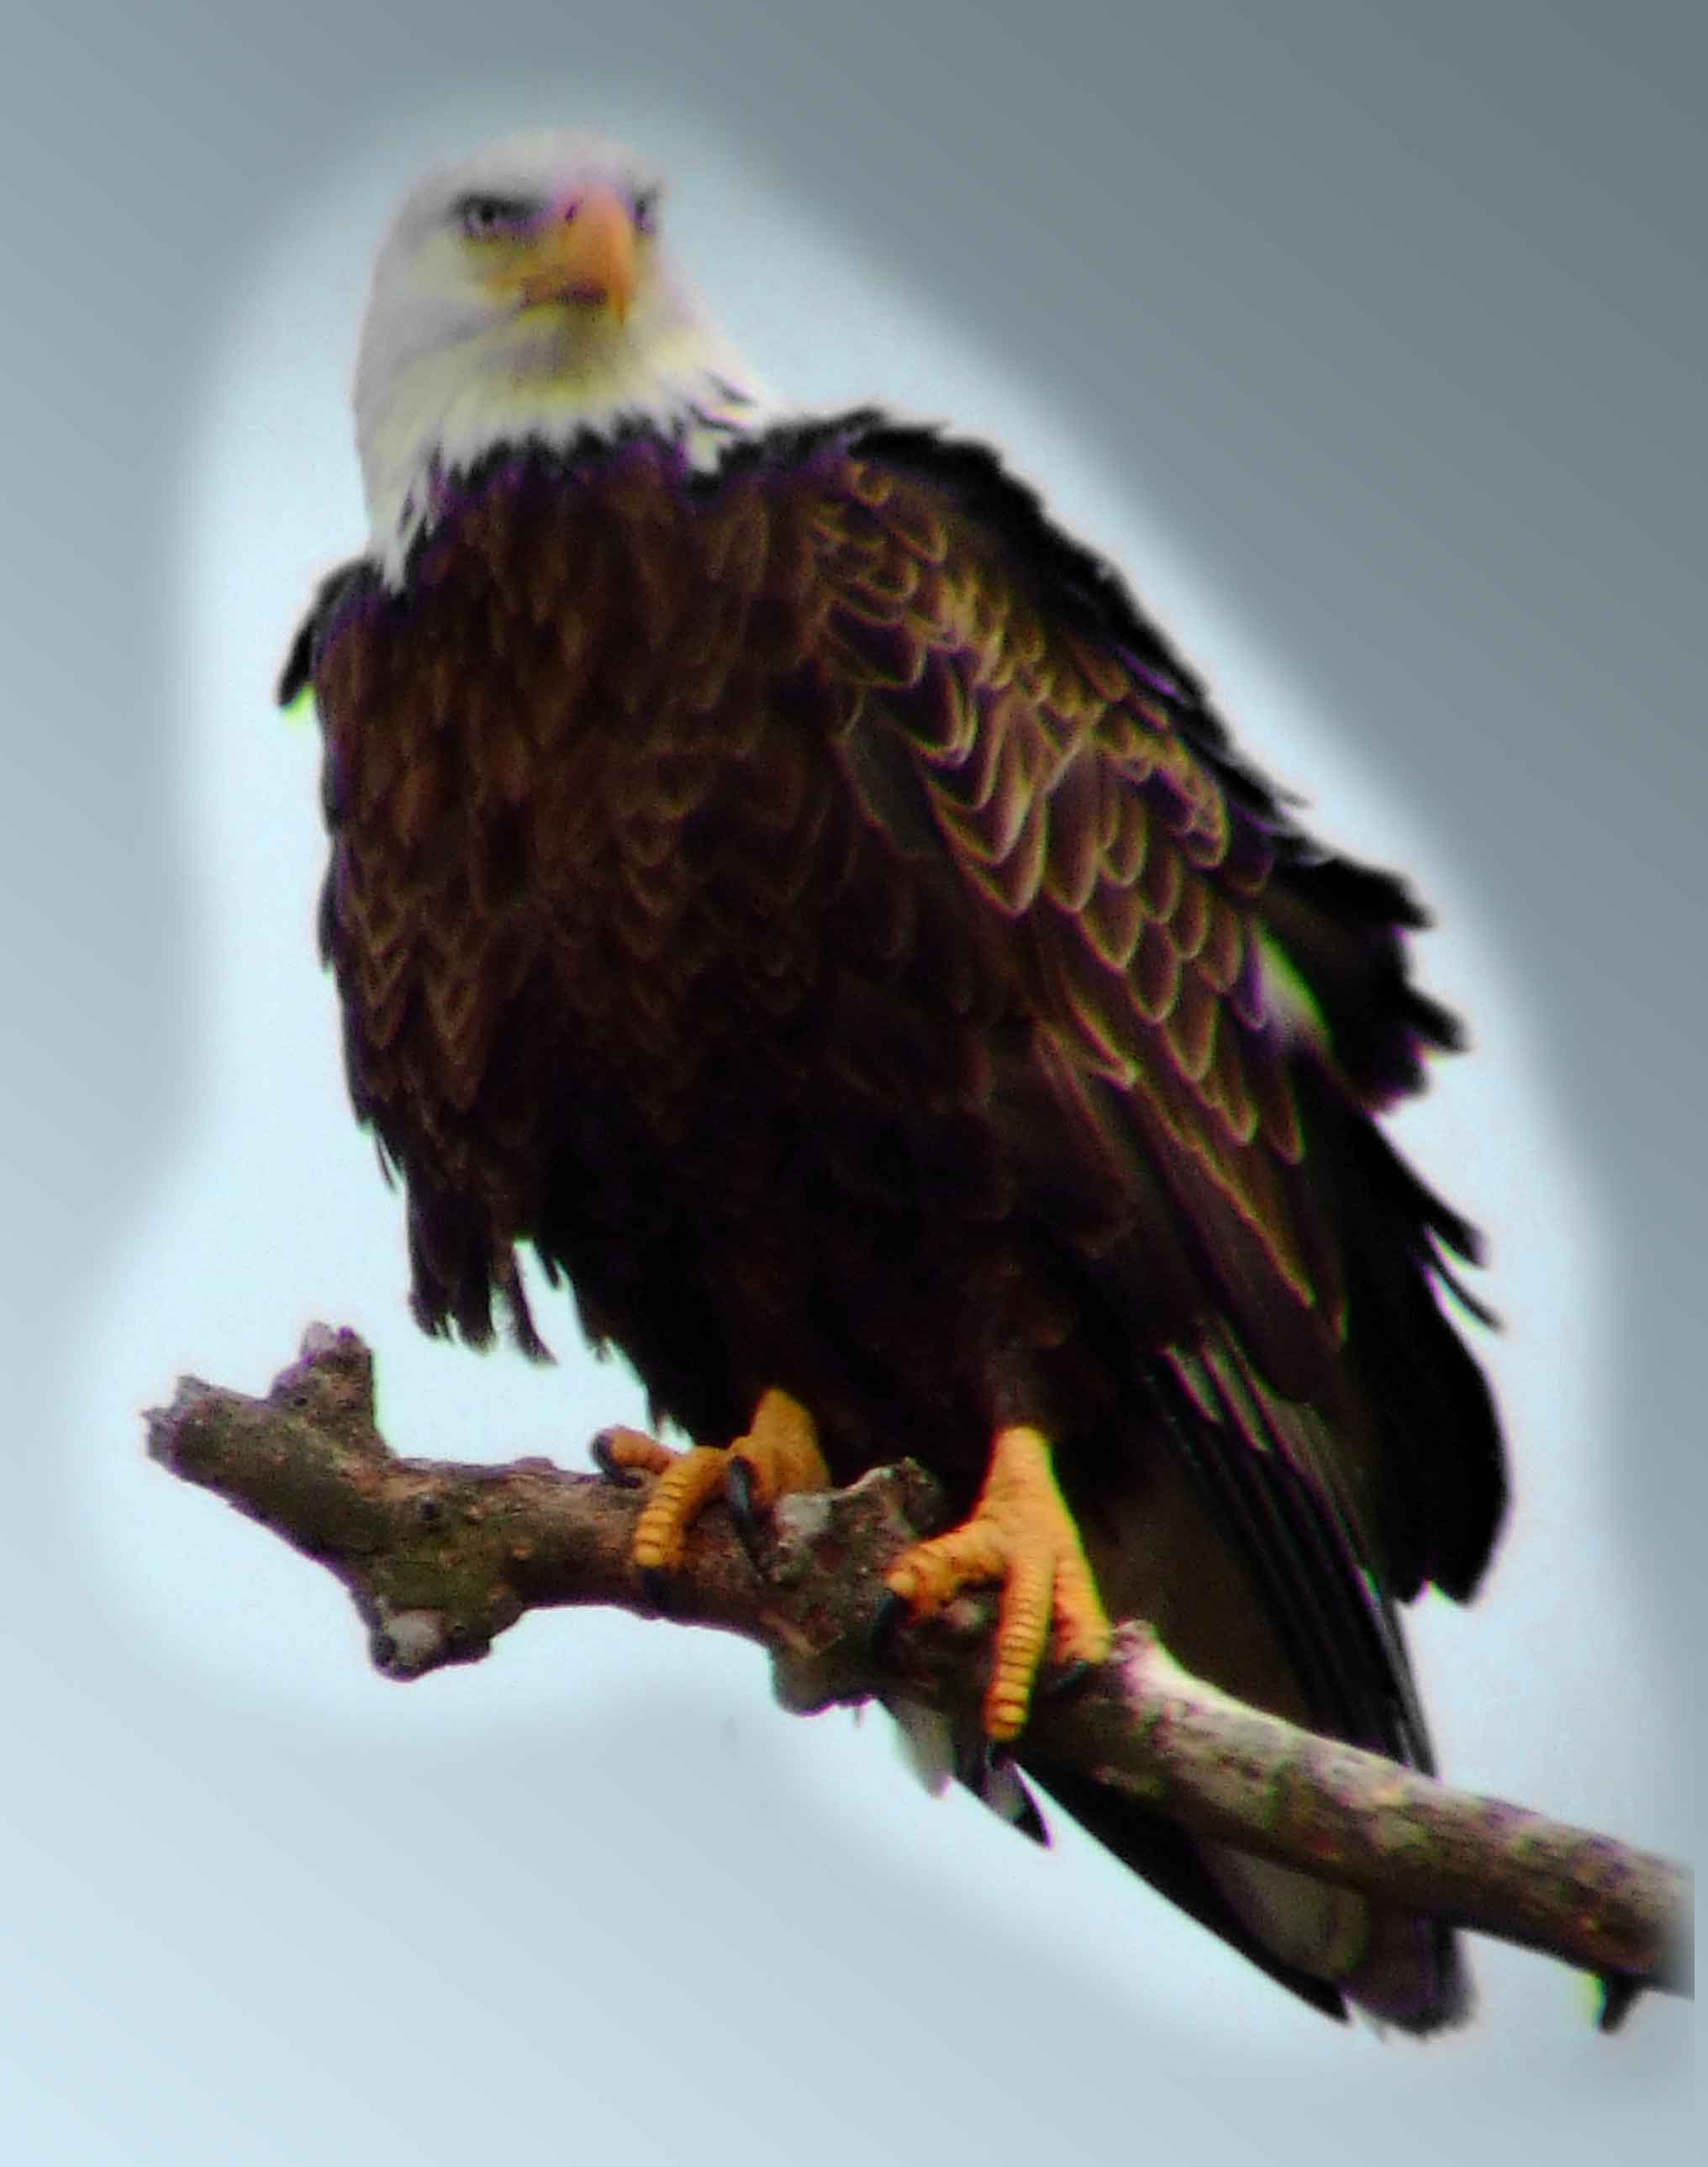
[286,402,1506,2028]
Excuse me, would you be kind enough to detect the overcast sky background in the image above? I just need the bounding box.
[3,3,1697,2162]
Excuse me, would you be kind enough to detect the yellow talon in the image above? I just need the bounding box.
[884,1424,1112,1742]
[594,1427,678,1482]
[609,1389,830,1581]
[725,1387,829,1512]
[631,1444,732,1575]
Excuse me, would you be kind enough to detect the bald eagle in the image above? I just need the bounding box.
[281,131,1507,2030]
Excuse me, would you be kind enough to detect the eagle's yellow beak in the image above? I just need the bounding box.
[516,187,638,322]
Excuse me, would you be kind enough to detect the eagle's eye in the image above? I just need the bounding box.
[456,193,535,241]
[631,187,661,235]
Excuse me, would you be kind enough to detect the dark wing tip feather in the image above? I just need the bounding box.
[1321,1104,1509,1603]
[279,559,372,707]
[1259,854,1468,1109]
[277,617,317,709]
[407,1252,555,1365]
[1019,1756,1354,2025]
[1151,1350,1437,1769]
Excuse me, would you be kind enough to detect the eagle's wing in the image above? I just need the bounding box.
[802,427,1505,1738]
[800,427,1508,2027]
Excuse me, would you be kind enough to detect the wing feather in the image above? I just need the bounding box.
[817,462,1335,1349]
[804,426,1503,1634]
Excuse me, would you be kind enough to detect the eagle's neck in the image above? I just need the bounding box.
[360,325,774,585]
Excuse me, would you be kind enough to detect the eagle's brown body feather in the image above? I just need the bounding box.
[292,414,1505,2025]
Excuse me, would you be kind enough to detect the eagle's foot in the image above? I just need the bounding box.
[591,1427,677,1488]
[598,1390,830,1586]
[882,1423,1111,1742]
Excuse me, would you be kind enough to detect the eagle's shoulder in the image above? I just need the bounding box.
[277,557,383,711]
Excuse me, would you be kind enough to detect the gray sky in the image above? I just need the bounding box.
[5,5,1696,2162]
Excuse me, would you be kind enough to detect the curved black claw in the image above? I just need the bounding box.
[1039,1657,1097,1703]
[637,1564,674,1612]
[950,1729,1046,1843]
[868,1588,912,1668]
[953,1730,1002,1789]
[724,1453,768,1570]
[967,1740,1047,1840]
[1007,1779,1049,1846]
[590,1430,642,1488]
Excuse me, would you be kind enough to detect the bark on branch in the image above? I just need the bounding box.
[145,1324,1690,2024]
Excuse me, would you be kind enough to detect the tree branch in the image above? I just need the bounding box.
[145,1324,1690,2023]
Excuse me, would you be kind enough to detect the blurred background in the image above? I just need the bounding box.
[3,3,1696,2161]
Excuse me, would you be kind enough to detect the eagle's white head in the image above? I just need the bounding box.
[354,130,772,578]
